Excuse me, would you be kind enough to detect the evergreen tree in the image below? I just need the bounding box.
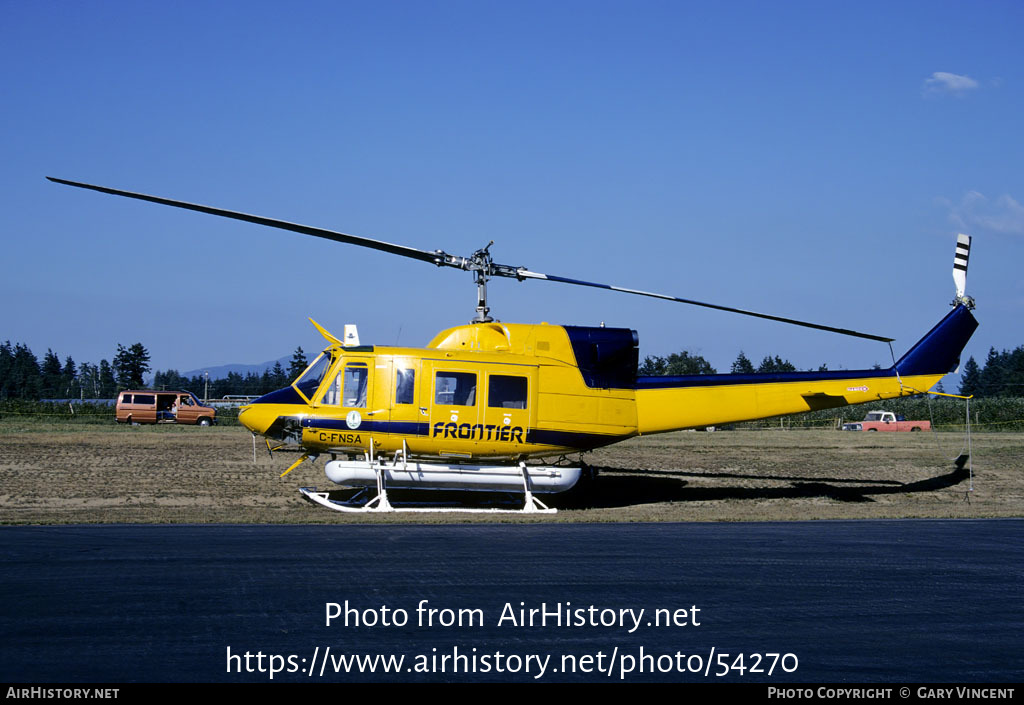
[78,362,99,398]
[271,361,287,389]
[41,349,63,397]
[0,341,12,399]
[1009,346,1024,396]
[959,356,980,397]
[639,351,716,376]
[288,347,308,380]
[243,371,261,395]
[11,344,41,398]
[98,359,117,397]
[638,356,667,375]
[224,372,245,396]
[756,355,796,373]
[62,356,77,398]
[979,345,1024,397]
[113,343,151,389]
[979,347,1003,397]
[154,369,188,391]
[731,351,755,374]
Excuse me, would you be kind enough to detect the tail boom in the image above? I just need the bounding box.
[635,304,977,434]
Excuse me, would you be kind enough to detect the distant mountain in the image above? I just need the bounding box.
[181,355,291,380]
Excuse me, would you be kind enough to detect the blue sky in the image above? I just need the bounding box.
[3,1,1022,381]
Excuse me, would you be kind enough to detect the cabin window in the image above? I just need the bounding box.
[121,394,132,404]
[435,371,476,406]
[294,352,333,400]
[395,368,415,405]
[343,364,368,407]
[488,375,528,409]
[133,394,155,405]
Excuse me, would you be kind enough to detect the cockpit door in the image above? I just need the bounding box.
[387,358,424,444]
[316,357,382,444]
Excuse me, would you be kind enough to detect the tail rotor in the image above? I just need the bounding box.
[953,234,974,308]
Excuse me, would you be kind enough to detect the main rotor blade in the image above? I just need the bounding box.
[48,176,893,341]
[514,269,895,342]
[46,177,445,266]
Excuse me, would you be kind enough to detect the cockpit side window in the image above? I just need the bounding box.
[321,369,341,406]
[294,352,333,401]
[342,364,368,408]
[319,361,368,408]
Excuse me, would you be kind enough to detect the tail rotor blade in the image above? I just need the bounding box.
[953,233,971,299]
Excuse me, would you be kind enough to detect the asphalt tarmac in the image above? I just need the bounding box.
[1,520,1021,683]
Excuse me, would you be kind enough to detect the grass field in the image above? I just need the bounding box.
[1,420,1021,524]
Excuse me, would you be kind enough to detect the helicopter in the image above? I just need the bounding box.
[49,177,979,514]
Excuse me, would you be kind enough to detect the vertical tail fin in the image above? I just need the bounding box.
[894,304,978,376]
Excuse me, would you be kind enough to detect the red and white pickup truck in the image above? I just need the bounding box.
[842,411,930,432]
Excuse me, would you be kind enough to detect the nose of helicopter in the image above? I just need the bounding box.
[237,385,307,440]
[238,403,273,435]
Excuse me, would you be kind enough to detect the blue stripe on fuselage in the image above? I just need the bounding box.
[635,367,895,390]
[297,417,623,450]
[301,418,430,435]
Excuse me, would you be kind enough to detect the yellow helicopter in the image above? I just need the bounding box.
[49,177,978,514]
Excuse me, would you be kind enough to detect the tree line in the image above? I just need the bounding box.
[4,336,1024,400]
[0,340,312,401]
[959,348,1024,397]
[151,347,309,400]
[639,350,815,376]
[1,341,151,400]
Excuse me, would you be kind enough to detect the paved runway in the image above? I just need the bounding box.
[1,520,1021,683]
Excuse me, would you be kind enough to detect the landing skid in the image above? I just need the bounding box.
[298,442,568,513]
[299,484,556,514]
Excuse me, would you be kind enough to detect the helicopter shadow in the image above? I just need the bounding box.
[554,454,971,510]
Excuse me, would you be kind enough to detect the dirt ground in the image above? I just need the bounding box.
[1,422,1021,524]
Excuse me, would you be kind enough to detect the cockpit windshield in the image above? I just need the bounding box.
[293,351,334,401]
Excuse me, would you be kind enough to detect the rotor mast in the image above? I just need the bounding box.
[470,241,495,323]
[431,240,520,324]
